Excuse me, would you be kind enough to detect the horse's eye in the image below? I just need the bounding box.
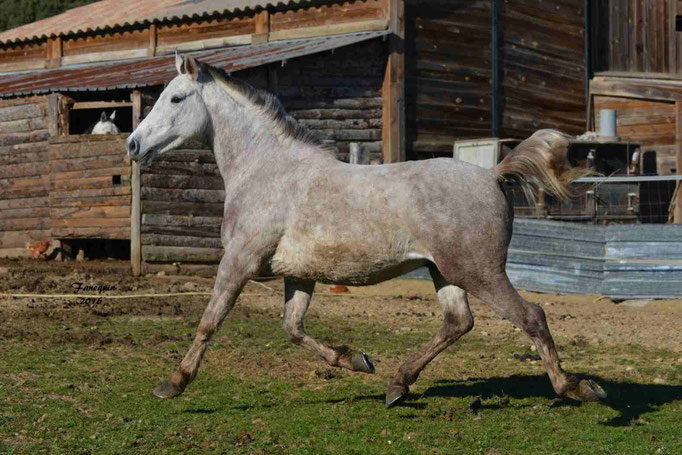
[171,96,185,104]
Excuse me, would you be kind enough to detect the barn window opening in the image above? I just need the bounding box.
[61,239,130,260]
[69,106,133,135]
[677,15,682,31]
[112,175,122,186]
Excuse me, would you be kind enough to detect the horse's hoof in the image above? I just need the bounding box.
[352,352,375,374]
[565,379,607,402]
[385,384,408,408]
[153,379,184,399]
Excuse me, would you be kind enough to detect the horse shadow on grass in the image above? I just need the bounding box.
[394,374,682,427]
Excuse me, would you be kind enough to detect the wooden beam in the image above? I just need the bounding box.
[382,0,405,163]
[590,78,682,102]
[131,90,142,276]
[675,101,682,224]
[268,19,388,41]
[71,101,133,110]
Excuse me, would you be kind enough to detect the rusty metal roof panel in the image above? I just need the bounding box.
[0,31,388,98]
[0,0,313,45]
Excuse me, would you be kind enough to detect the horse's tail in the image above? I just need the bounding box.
[494,129,591,202]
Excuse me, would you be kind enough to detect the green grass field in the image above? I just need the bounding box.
[1,271,681,454]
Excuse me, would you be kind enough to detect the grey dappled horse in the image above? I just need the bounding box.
[127,54,606,407]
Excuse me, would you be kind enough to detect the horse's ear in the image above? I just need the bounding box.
[175,52,184,75]
[183,55,200,81]
[110,110,116,121]
[100,111,107,122]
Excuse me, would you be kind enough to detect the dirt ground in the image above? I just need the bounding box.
[1,257,681,357]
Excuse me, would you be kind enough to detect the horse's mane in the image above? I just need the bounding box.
[205,65,333,154]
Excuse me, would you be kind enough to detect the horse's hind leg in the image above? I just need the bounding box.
[386,268,473,408]
[474,273,606,402]
[282,278,375,374]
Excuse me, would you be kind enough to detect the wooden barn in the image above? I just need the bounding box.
[587,0,682,221]
[0,0,590,274]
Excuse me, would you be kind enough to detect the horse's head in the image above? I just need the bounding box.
[92,111,120,135]
[127,54,210,166]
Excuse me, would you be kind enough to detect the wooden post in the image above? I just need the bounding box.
[382,0,405,163]
[47,95,60,137]
[131,91,142,275]
[675,101,682,224]
[46,37,62,68]
[253,10,270,44]
[148,24,157,57]
[349,142,370,164]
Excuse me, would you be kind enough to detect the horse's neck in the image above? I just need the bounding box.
[206,96,332,185]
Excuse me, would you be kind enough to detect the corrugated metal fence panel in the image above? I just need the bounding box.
[506,251,604,295]
[602,261,682,299]
[509,219,605,258]
[602,224,682,298]
[506,219,682,299]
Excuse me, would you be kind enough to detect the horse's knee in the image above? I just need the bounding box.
[196,319,219,342]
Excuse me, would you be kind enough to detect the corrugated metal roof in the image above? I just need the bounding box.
[0,31,388,98]
[0,0,313,45]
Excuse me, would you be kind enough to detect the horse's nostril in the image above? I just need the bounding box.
[128,138,139,157]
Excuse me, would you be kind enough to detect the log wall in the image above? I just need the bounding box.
[48,134,131,239]
[139,145,224,274]
[0,96,51,257]
[593,96,676,175]
[278,40,385,162]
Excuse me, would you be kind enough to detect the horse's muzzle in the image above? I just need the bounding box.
[126,137,140,159]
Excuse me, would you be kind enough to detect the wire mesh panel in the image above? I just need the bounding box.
[507,176,681,224]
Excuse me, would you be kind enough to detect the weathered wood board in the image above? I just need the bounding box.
[48,134,131,239]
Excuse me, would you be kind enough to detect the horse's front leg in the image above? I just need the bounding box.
[153,249,258,399]
[282,278,375,374]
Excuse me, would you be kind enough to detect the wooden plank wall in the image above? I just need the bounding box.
[279,41,385,162]
[48,135,131,239]
[405,0,493,157]
[601,0,675,74]
[0,96,51,257]
[502,0,586,138]
[593,96,677,174]
[405,0,586,158]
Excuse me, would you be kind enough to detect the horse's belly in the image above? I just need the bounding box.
[269,234,429,286]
